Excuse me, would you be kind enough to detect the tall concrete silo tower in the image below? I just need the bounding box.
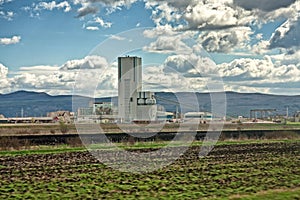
[118,56,142,122]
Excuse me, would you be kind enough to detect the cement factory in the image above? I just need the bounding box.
[117,56,157,122]
[77,56,172,123]
[75,55,214,124]
[74,56,300,124]
[1,56,299,124]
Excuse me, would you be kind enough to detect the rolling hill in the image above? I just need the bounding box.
[0,90,299,118]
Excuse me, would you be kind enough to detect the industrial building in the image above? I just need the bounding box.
[118,56,157,123]
[157,111,174,122]
[76,102,117,123]
[93,102,114,115]
[183,112,213,123]
[250,109,276,120]
[47,111,74,123]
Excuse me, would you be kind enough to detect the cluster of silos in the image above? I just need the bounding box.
[137,91,156,105]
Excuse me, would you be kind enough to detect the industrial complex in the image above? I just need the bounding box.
[0,56,299,124]
[76,56,214,123]
[118,56,158,122]
[76,56,170,123]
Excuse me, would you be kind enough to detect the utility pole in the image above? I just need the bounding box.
[286,106,289,119]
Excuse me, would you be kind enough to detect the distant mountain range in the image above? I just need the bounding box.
[0,90,299,118]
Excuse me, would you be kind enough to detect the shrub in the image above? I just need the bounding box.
[0,137,21,150]
[59,122,69,134]
[23,139,32,149]
[66,137,83,147]
[128,136,135,145]
[264,131,299,140]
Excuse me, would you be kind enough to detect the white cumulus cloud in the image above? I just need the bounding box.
[198,27,252,53]
[0,63,8,79]
[141,52,221,93]
[162,54,218,76]
[34,1,71,12]
[143,24,177,38]
[94,17,112,28]
[75,0,138,17]
[218,56,274,79]
[218,56,300,81]
[2,56,117,96]
[86,26,99,31]
[0,36,21,45]
[0,63,11,90]
[144,35,191,54]
[60,55,109,70]
[184,1,248,30]
[0,10,14,20]
[271,49,300,66]
[146,0,299,30]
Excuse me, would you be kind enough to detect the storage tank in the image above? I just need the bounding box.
[146,98,156,105]
[138,98,145,105]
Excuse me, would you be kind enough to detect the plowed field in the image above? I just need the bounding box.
[0,141,299,199]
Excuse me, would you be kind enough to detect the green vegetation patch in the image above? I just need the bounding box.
[226,188,300,200]
[0,141,299,199]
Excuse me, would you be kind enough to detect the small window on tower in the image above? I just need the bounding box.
[130,97,133,102]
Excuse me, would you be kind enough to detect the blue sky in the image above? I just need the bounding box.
[0,0,300,95]
[0,1,154,69]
